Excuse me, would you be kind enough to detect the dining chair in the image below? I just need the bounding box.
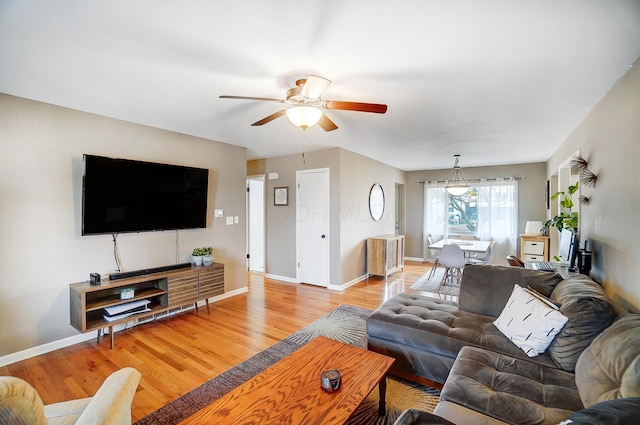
[506,255,525,267]
[438,244,466,290]
[467,240,495,265]
[427,236,442,279]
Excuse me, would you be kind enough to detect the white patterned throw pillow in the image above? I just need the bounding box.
[494,284,569,357]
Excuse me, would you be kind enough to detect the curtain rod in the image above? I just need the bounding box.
[416,176,525,184]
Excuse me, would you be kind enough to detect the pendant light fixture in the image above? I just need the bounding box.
[285,106,323,130]
[446,154,469,196]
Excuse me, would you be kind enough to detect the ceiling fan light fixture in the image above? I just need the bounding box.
[446,154,469,196]
[285,106,323,130]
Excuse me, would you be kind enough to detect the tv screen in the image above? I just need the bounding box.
[82,155,209,235]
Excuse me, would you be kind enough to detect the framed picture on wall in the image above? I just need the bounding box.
[274,186,288,206]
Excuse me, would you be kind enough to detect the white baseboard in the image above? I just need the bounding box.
[264,273,298,284]
[328,274,369,291]
[0,332,95,367]
[0,287,249,367]
[405,256,426,262]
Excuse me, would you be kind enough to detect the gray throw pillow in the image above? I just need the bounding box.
[459,264,563,317]
[548,276,616,372]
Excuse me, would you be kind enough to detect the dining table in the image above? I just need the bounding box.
[428,238,491,257]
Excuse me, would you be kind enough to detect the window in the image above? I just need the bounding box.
[447,188,477,236]
[424,180,518,261]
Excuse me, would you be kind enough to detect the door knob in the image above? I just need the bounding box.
[321,235,326,238]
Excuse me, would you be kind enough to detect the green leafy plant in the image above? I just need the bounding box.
[192,247,206,256]
[192,247,213,256]
[542,182,579,234]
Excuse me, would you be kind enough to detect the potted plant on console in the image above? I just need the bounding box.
[192,247,213,266]
[192,247,206,265]
[202,247,213,266]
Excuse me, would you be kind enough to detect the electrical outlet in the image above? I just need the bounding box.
[214,209,224,218]
[234,216,239,224]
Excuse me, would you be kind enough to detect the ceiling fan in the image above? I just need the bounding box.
[219,75,387,131]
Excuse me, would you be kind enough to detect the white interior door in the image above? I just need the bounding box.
[296,168,330,287]
[247,176,265,273]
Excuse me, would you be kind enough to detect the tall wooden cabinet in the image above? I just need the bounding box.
[69,263,224,348]
[367,234,405,279]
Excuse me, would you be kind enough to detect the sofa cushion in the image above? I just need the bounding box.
[556,397,640,425]
[575,314,640,407]
[366,293,557,372]
[548,275,616,372]
[459,265,564,318]
[494,285,568,357]
[440,346,583,425]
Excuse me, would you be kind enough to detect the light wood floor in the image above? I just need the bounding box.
[0,260,445,422]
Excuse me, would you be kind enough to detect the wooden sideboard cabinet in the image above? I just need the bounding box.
[367,234,405,279]
[520,235,550,261]
[69,263,224,348]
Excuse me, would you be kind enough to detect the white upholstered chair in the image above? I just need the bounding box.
[467,240,496,265]
[0,367,141,425]
[438,244,466,290]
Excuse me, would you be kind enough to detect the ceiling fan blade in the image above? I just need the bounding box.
[301,75,331,99]
[318,114,338,132]
[219,95,283,103]
[324,101,387,114]
[251,110,286,126]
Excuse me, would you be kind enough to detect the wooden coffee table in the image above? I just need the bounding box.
[178,336,395,424]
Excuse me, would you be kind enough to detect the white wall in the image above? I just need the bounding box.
[0,94,248,356]
[547,58,640,313]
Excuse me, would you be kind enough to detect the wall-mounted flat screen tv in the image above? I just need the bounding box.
[82,154,209,235]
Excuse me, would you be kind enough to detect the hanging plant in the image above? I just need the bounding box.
[542,182,579,233]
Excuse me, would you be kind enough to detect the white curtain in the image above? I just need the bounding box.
[423,182,446,260]
[424,180,518,265]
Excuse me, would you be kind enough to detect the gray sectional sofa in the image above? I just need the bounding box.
[367,264,640,424]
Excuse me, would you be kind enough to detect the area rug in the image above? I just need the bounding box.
[134,304,440,425]
[409,268,461,296]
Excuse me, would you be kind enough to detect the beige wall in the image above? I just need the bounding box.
[405,162,548,262]
[547,58,640,313]
[248,148,405,286]
[0,94,248,356]
[249,149,341,281]
[338,149,406,283]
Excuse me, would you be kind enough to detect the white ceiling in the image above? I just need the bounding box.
[1,0,640,171]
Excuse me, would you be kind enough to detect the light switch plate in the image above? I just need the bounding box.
[234,216,239,224]
[226,216,233,225]
[214,209,224,218]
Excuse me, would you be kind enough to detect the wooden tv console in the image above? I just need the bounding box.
[69,263,224,348]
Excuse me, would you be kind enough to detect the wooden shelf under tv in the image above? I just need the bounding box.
[69,263,224,348]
